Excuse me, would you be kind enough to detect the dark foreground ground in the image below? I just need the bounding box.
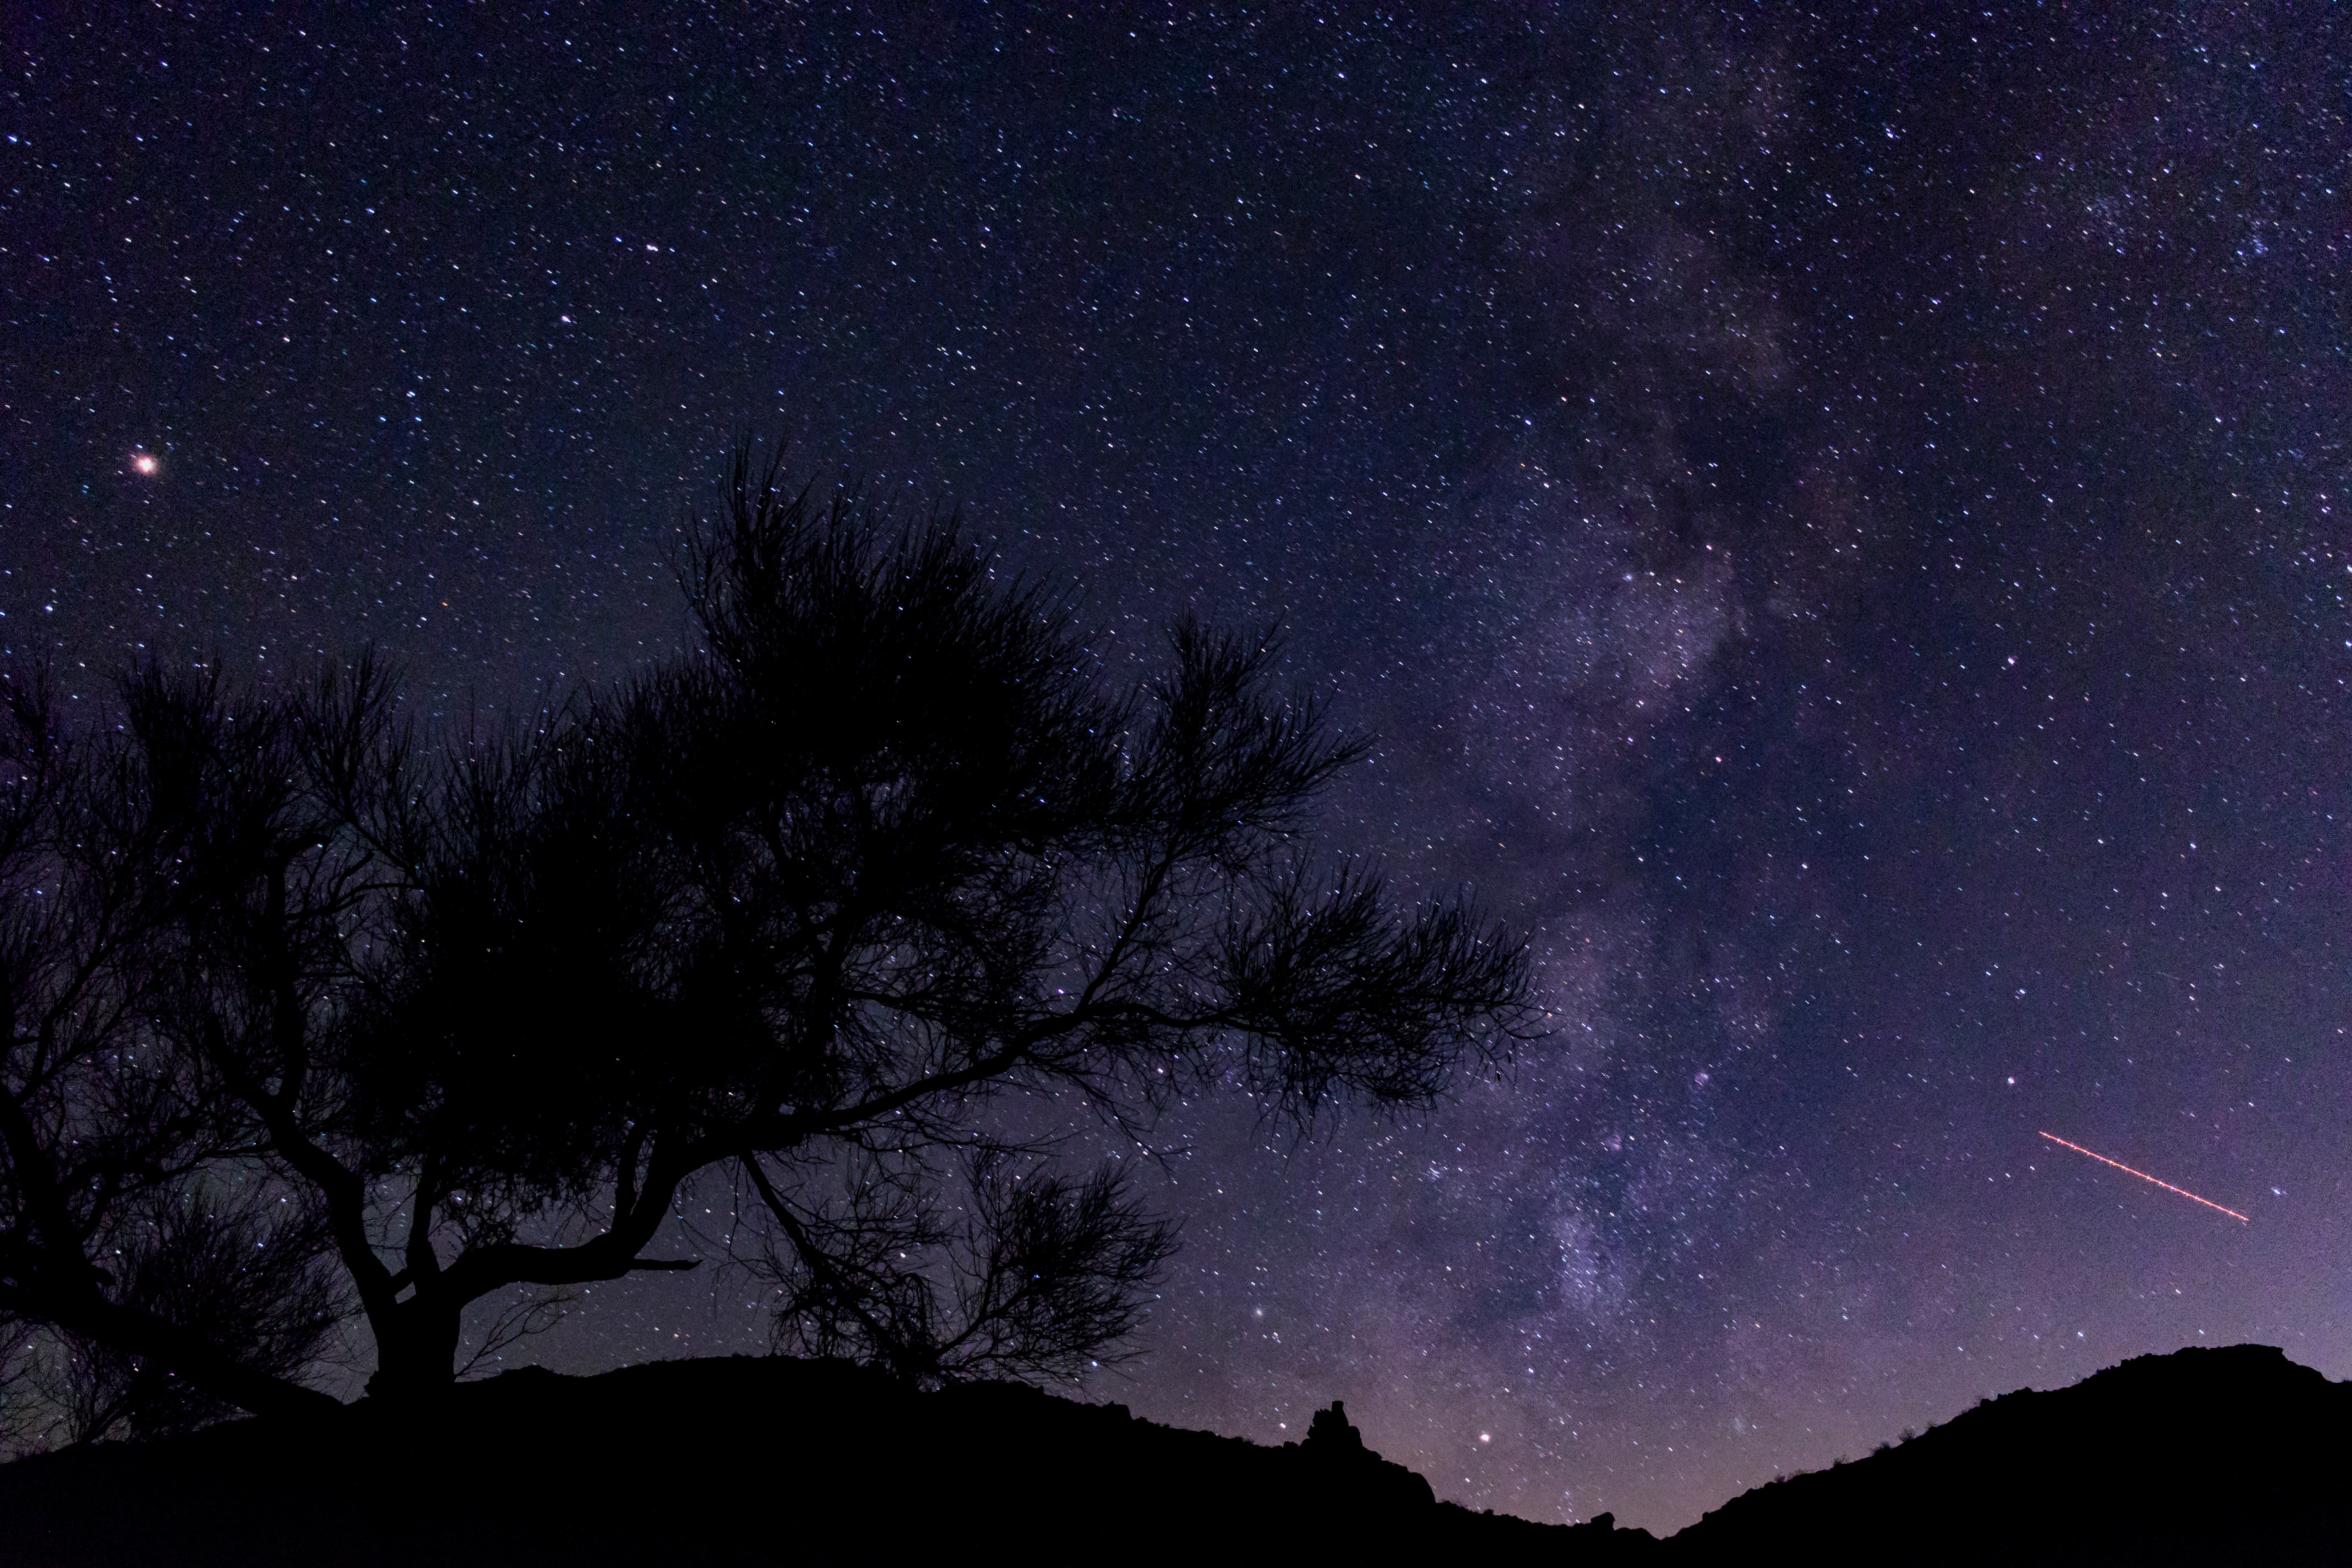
[0,1343,2344,1565]
[1671,1342,2352,1566]
[0,1354,1639,1566]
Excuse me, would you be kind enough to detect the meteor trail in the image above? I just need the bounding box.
[2038,1132,2250,1223]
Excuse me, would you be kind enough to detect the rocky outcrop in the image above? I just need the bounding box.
[1294,1399,1437,1515]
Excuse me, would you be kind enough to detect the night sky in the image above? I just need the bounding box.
[5,3,2348,1534]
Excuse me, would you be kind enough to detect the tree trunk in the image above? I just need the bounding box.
[365,1297,464,1401]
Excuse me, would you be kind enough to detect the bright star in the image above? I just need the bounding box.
[130,452,158,475]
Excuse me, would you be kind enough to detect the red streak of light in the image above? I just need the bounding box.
[2038,1131,2249,1223]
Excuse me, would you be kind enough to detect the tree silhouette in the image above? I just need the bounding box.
[0,447,1537,1426]
[28,1180,345,1446]
[0,660,364,1429]
[744,1148,1179,1385]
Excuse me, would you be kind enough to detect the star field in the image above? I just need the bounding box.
[4,3,2347,1532]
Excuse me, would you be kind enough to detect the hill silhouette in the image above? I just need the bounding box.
[0,1355,1651,1565]
[2,1344,2342,1564]
[1672,1344,2352,1565]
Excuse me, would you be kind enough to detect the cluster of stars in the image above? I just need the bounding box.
[4,3,2345,1536]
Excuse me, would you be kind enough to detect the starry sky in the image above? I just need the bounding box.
[5,2,2348,1534]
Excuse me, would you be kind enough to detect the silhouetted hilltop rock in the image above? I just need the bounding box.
[0,1356,1657,1566]
[1292,1397,1437,1518]
[1670,1344,2352,1566]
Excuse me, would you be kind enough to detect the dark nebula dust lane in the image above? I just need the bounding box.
[4,4,2347,1533]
